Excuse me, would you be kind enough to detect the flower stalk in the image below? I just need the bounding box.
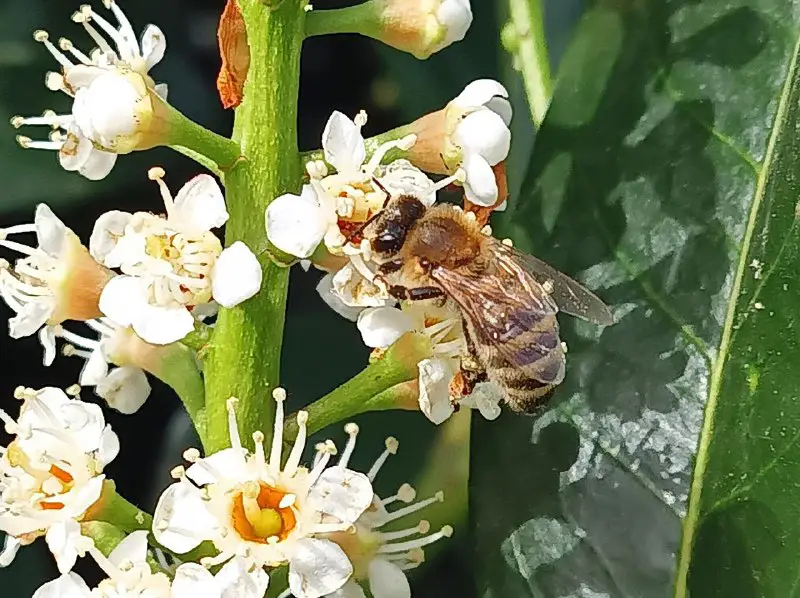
[285,333,431,438]
[165,101,242,171]
[203,0,306,453]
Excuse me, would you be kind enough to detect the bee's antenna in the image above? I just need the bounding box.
[372,176,392,208]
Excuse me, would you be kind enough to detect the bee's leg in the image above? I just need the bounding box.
[377,259,404,275]
[385,285,446,301]
[407,286,446,301]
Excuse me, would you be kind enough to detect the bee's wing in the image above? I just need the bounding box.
[492,240,614,326]
[430,258,565,385]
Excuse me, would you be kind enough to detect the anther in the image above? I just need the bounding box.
[441,525,454,538]
[33,30,49,43]
[13,386,26,400]
[62,344,77,357]
[148,166,166,181]
[65,384,81,397]
[501,238,513,247]
[386,437,399,454]
[10,117,23,129]
[345,422,359,435]
[253,431,265,444]
[296,411,309,425]
[170,466,186,480]
[16,136,32,148]
[58,38,73,51]
[434,490,445,502]
[183,448,201,463]
[279,494,296,509]
[418,520,431,534]
[354,110,368,127]
[272,387,287,402]
[397,484,416,503]
[481,225,492,236]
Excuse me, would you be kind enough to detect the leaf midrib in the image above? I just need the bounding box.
[671,33,800,598]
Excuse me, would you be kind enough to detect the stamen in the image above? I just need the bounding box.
[33,31,74,69]
[377,525,453,553]
[284,411,308,477]
[54,327,99,351]
[385,491,445,523]
[378,520,431,541]
[72,11,116,57]
[0,238,37,256]
[183,448,201,463]
[354,110,368,128]
[87,544,121,580]
[148,167,174,213]
[16,136,63,151]
[426,168,466,199]
[104,0,140,60]
[253,431,266,471]
[58,38,92,65]
[365,134,417,174]
[78,5,131,60]
[350,253,377,282]
[336,423,359,469]
[309,440,336,485]
[269,388,286,475]
[367,436,398,481]
[0,223,37,236]
[226,397,243,454]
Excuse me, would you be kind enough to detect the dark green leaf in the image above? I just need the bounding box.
[470,1,800,596]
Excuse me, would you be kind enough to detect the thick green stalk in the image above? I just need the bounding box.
[506,0,552,127]
[203,0,305,453]
[305,3,379,38]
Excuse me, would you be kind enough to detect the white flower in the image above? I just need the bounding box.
[320,437,452,598]
[12,1,170,180]
[447,80,512,206]
[266,111,426,260]
[357,303,500,424]
[0,205,112,365]
[92,168,262,345]
[152,390,374,598]
[33,531,269,598]
[57,319,151,414]
[0,387,118,573]
[373,0,472,59]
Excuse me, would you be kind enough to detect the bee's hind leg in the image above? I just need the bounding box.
[386,284,446,301]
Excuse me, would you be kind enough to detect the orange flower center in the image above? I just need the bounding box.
[231,482,297,543]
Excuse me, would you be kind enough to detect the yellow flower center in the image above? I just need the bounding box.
[231,481,297,543]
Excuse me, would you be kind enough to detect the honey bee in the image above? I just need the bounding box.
[361,190,613,414]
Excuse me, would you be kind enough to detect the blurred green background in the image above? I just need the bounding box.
[0,0,583,594]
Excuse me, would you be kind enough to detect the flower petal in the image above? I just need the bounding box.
[289,538,353,598]
[329,581,367,598]
[98,275,143,328]
[171,174,229,234]
[95,367,151,414]
[32,573,92,598]
[141,24,167,70]
[308,466,374,524]
[455,110,510,166]
[454,79,509,111]
[462,153,498,207]
[78,148,117,181]
[211,242,262,308]
[108,530,149,568]
[45,520,84,574]
[154,82,169,100]
[316,273,364,321]
[58,133,93,173]
[39,326,57,366]
[460,380,502,421]
[35,204,68,256]
[322,111,366,174]
[417,358,456,425]
[172,563,220,598]
[133,303,195,345]
[357,307,414,348]
[79,348,110,386]
[8,300,54,339]
[215,557,270,598]
[0,536,21,567]
[90,211,132,264]
[265,187,328,259]
[186,448,248,486]
[368,558,411,598]
[153,482,216,554]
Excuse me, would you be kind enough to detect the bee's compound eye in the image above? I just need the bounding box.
[373,232,402,254]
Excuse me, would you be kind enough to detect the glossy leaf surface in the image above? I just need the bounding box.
[470,1,800,596]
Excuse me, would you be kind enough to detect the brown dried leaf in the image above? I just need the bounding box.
[216,0,250,109]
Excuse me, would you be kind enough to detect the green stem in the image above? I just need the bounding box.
[181,322,213,353]
[284,333,430,438]
[165,102,242,171]
[506,0,552,127]
[203,0,306,454]
[81,521,164,573]
[305,3,378,38]
[156,343,207,446]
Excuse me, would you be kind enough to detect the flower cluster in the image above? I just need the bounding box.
[0,0,523,595]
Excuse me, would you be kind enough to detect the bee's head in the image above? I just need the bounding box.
[364,193,427,258]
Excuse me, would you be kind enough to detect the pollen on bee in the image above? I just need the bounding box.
[542,280,554,294]
[501,238,513,247]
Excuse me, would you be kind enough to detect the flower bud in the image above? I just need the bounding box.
[373,0,473,59]
[404,79,513,207]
